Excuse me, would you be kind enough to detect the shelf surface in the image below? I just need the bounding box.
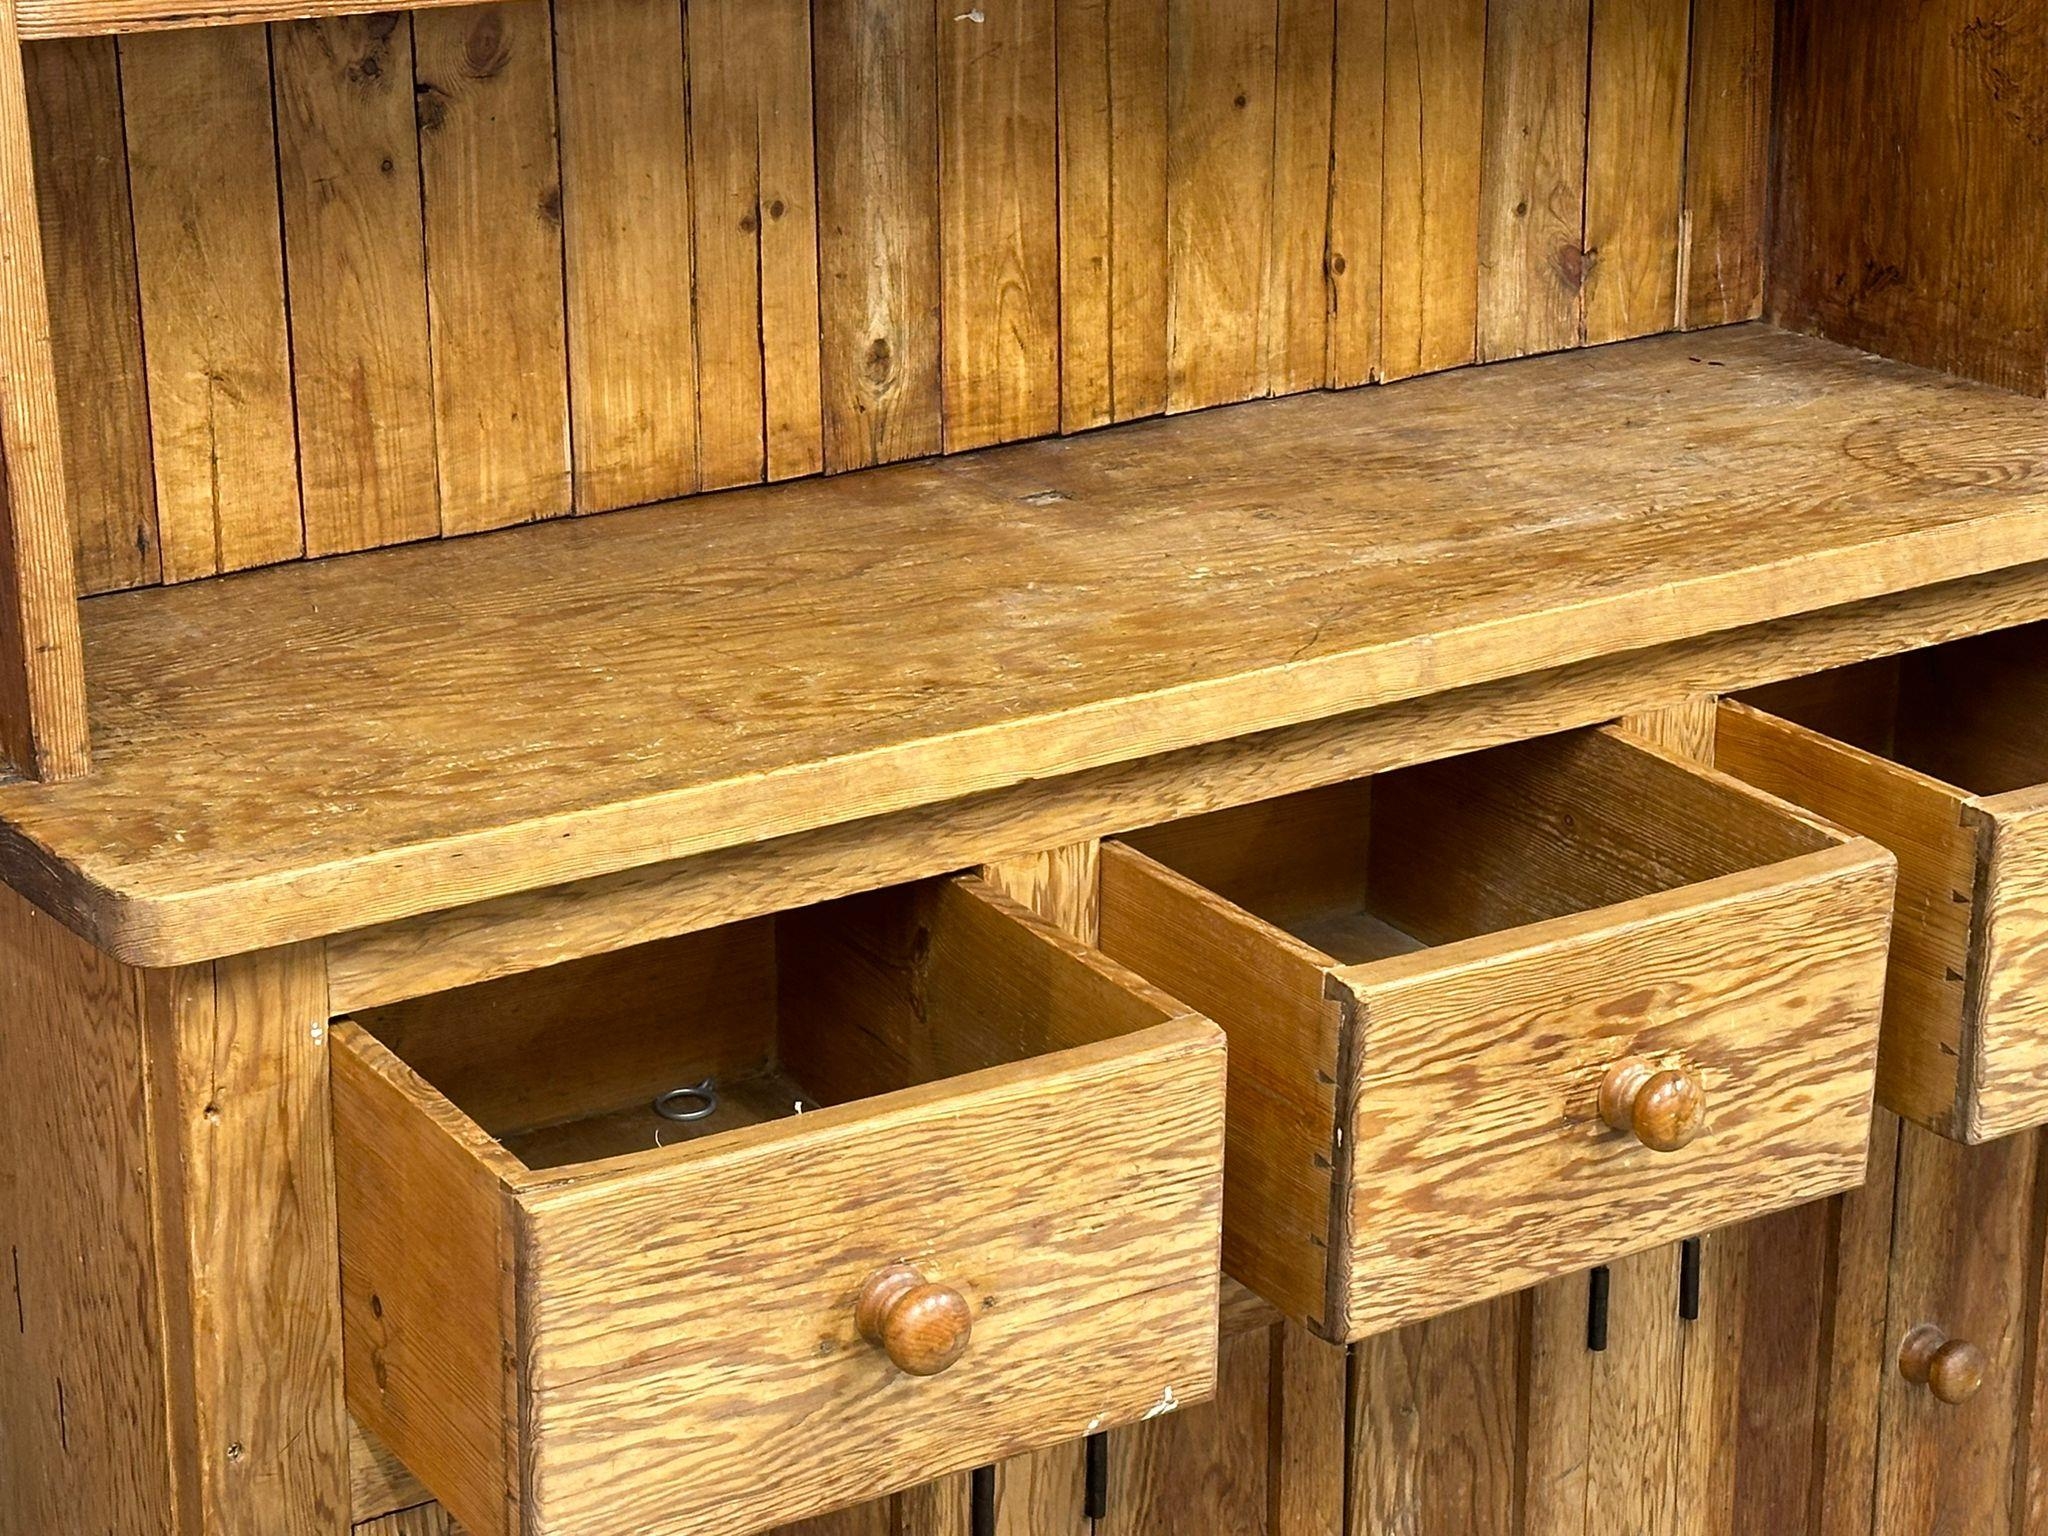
[7,323,2048,967]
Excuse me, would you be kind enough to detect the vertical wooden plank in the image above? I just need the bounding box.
[938,0,1060,451]
[1476,0,1590,362]
[688,0,823,490]
[1164,0,1277,411]
[1350,1295,1523,1535]
[1260,0,1334,397]
[1583,1247,1684,1536]
[1679,0,1770,329]
[1055,0,1168,430]
[1672,1231,1745,1536]
[120,25,302,584]
[816,0,941,472]
[0,884,179,1535]
[24,37,158,595]
[1582,0,1690,345]
[1272,1322,1347,1536]
[414,0,571,532]
[150,943,346,1536]
[1871,1122,2036,1536]
[0,0,87,782]
[1098,1324,1272,1534]
[1380,0,1484,380]
[273,13,441,556]
[1814,1116,1901,1536]
[992,1449,1084,1535]
[554,0,696,513]
[1522,1277,1592,1535]
[1323,0,1383,389]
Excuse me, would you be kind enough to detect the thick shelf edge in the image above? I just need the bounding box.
[16,0,473,37]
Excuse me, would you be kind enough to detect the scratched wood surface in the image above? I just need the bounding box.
[17,0,1768,599]
[11,327,2048,968]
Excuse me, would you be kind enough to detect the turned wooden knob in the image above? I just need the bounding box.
[1598,1057,1706,1152]
[856,1264,973,1377]
[1900,1324,1987,1405]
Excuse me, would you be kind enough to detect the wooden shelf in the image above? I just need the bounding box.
[6,323,2048,967]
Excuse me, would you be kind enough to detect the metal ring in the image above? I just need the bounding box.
[654,1079,720,1123]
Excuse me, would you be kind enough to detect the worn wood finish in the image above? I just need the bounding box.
[1723,633,2048,1142]
[23,36,156,593]
[0,883,177,1534]
[272,12,441,556]
[308,559,2048,1015]
[117,24,303,582]
[1102,727,1892,1339]
[1582,0,1690,343]
[12,328,2048,965]
[1680,0,1771,328]
[1322,0,1382,388]
[150,944,349,1536]
[0,0,88,781]
[1772,0,2048,395]
[413,0,571,533]
[337,880,1225,1536]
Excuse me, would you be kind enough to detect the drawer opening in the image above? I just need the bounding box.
[347,874,1177,1174]
[1116,728,1837,967]
[1736,624,2048,797]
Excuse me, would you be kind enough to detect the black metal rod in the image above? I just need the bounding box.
[1679,1237,1702,1322]
[971,1465,997,1536]
[1085,1431,1109,1519]
[1587,1265,1611,1352]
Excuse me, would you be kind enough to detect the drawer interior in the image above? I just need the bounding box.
[1738,624,2048,797]
[1118,727,1838,967]
[350,875,1169,1174]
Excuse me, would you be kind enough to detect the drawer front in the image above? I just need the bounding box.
[513,1021,1224,1536]
[1330,842,1895,1338]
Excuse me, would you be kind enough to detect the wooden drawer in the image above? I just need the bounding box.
[332,876,1225,1536]
[1722,626,2048,1142]
[1097,726,1895,1341]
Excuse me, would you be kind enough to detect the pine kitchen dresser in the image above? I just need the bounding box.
[4,2,2048,1534]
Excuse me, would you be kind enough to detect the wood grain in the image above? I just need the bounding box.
[552,0,694,513]
[119,24,303,582]
[1680,0,1771,328]
[1583,0,1690,343]
[149,944,348,1536]
[1772,0,2048,395]
[1477,0,1590,361]
[1381,0,1484,380]
[0,0,88,780]
[12,329,2048,964]
[0,883,176,1534]
[272,13,440,554]
[939,0,1060,450]
[1323,0,1383,388]
[816,0,941,471]
[413,0,571,532]
[686,0,823,489]
[1164,0,1277,411]
[1334,841,1892,1336]
[1261,0,1335,397]
[1056,0,1168,428]
[24,36,157,593]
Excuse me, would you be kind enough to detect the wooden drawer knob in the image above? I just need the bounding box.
[1598,1058,1706,1152]
[1900,1324,1987,1405]
[856,1264,973,1377]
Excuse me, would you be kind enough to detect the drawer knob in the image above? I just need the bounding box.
[856,1264,973,1377]
[1598,1058,1705,1152]
[1900,1324,1987,1405]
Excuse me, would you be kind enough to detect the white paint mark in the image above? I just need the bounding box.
[1086,1414,1106,1433]
[954,6,984,18]
[1142,1386,1179,1420]
[309,1021,326,1045]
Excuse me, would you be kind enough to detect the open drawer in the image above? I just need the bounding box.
[1723,625,2048,1142]
[1097,726,1895,1341]
[333,876,1225,1536]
